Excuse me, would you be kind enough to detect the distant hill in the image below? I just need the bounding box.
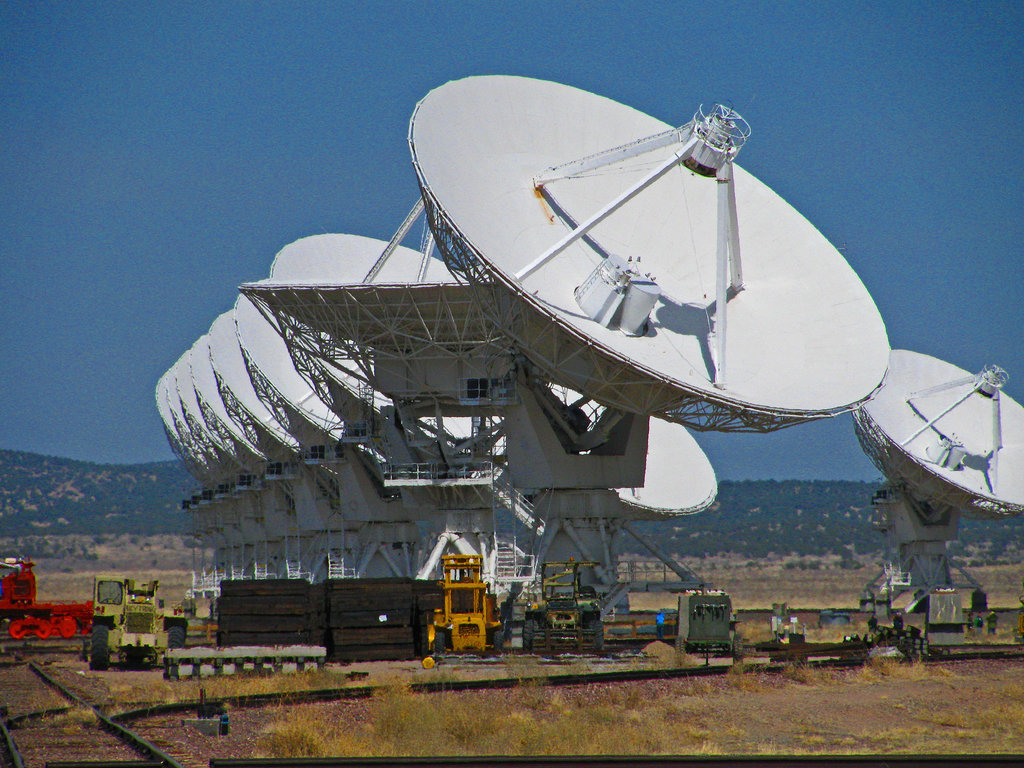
[0,449,194,536]
[1,449,1022,564]
[636,480,1024,566]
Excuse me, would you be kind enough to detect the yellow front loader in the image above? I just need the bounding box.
[427,554,503,653]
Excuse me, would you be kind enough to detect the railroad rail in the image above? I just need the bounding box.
[12,646,1024,731]
[0,661,185,768]
[116,656,861,724]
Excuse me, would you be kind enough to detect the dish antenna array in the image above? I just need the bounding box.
[235,261,431,581]
[243,232,719,600]
[243,235,545,590]
[853,350,1024,611]
[158,75,1013,609]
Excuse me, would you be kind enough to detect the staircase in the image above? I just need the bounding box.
[491,467,541,588]
[327,549,356,580]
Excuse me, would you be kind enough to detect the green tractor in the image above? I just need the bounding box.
[523,560,604,654]
[88,575,188,670]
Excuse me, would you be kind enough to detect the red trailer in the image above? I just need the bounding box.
[0,557,93,639]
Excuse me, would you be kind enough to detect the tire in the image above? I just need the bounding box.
[59,616,78,639]
[492,627,505,653]
[433,628,447,654]
[35,620,52,640]
[592,619,604,653]
[90,625,110,671]
[8,619,27,640]
[522,618,536,652]
[167,625,186,650]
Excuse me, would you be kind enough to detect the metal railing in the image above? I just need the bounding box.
[381,460,494,483]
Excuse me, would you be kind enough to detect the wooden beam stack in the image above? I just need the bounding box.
[215,578,443,662]
[217,579,317,647]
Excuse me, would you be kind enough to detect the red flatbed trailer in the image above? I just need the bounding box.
[0,557,93,639]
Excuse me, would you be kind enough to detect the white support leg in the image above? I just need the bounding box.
[714,173,730,388]
[724,164,744,290]
[560,521,616,584]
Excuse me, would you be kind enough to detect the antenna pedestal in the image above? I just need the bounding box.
[863,487,981,612]
[417,509,498,582]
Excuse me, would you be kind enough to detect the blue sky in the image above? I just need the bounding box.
[2,2,1021,481]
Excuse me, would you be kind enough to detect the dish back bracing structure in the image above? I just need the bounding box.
[162,349,250,591]
[234,293,425,580]
[210,307,338,584]
[854,349,1024,610]
[189,331,273,590]
[157,368,237,595]
[243,234,535,590]
[242,232,719,601]
[408,76,889,433]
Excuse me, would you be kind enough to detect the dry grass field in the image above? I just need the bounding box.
[71,656,1024,758]
[6,534,1023,759]
[249,659,1024,757]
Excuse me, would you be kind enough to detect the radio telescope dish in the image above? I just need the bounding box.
[168,351,238,479]
[267,233,443,284]
[409,76,889,431]
[855,350,1024,519]
[207,309,300,455]
[156,370,207,480]
[853,349,1024,607]
[621,417,716,516]
[191,333,265,465]
[234,296,343,444]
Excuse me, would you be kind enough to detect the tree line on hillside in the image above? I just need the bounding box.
[1,449,1022,564]
[0,449,193,536]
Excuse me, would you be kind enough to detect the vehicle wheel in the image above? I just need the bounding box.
[59,616,78,639]
[492,627,505,653]
[34,619,52,640]
[522,619,536,652]
[433,628,447,654]
[90,625,110,670]
[8,619,27,640]
[167,625,186,649]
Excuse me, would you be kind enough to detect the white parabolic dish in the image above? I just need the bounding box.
[409,76,890,430]
[854,350,1024,519]
[207,308,299,452]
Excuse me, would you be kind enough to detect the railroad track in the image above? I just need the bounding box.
[2,647,1021,766]
[0,661,187,768]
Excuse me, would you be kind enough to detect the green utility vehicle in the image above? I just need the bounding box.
[523,560,604,653]
[88,575,188,670]
[675,590,736,657]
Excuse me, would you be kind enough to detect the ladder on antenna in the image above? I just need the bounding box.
[344,382,379,442]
